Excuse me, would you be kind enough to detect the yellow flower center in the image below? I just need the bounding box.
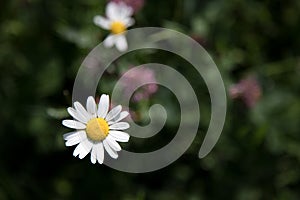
[86,118,109,141]
[110,21,126,34]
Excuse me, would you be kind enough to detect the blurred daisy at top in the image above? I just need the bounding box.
[93,2,135,51]
[62,94,130,164]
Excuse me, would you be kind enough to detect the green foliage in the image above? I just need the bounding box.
[0,0,300,199]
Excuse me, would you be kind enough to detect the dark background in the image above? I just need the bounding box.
[1,0,300,199]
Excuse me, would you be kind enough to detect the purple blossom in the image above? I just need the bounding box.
[229,76,262,108]
[119,66,158,102]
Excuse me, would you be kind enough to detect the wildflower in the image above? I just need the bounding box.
[229,76,261,107]
[62,94,130,164]
[94,2,134,51]
[119,67,158,102]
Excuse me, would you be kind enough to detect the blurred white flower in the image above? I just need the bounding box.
[93,2,134,51]
[62,94,130,164]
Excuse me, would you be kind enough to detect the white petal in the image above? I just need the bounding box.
[96,142,104,164]
[103,34,116,48]
[65,137,81,146]
[63,131,76,140]
[106,135,122,151]
[63,130,86,140]
[62,120,86,129]
[109,122,130,130]
[106,105,122,121]
[118,3,133,19]
[65,135,87,147]
[73,139,86,157]
[70,105,89,124]
[86,96,97,117]
[109,131,130,142]
[115,35,128,52]
[90,145,97,164]
[108,111,129,125]
[103,139,118,159]
[74,102,92,121]
[106,2,119,20]
[67,107,87,124]
[123,17,135,27]
[73,140,93,159]
[79,140,93,159]
[93,15,110,30]
[73,144,82,157]
[97,94,110,118]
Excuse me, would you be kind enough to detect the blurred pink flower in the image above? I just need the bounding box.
[109,0,145,13]
[119,66,158,102]
[229,76,262,108]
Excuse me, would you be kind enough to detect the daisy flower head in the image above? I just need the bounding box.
[93,2,135,52]
[62,94,130,164]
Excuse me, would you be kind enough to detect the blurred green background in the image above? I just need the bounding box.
[1,0,300,199]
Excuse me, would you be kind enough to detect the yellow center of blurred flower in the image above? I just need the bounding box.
[110,21,126,34]
[86,118,109,141]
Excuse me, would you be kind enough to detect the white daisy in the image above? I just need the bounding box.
[62,94,130,164]
[93,2,135,52]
